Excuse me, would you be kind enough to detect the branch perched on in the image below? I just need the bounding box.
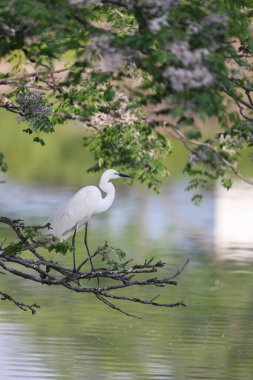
[0,216,188,318]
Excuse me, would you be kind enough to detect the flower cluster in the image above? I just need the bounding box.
[164,66,214,92]
[17,90,53,132]
[169,41,209,67]
[89,34,127,72]
[164,41,213,91]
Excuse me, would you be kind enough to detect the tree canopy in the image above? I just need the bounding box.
[0,0,252,196]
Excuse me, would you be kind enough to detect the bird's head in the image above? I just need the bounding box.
[103,169,131,181]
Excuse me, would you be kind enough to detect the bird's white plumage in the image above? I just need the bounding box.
[50,169,128,241]
[51,186,102,240]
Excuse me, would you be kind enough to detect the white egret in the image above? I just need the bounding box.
[51,169,130,272]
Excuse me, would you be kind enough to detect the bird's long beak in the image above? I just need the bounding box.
[118,172,131,178]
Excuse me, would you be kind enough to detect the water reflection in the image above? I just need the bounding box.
[0,180,73,219]
[0,317,61,379]
[214,182,253,262]
[1,179,253,380]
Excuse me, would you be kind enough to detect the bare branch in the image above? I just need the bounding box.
[238,97,253,111]
[238,103,253,121]
[99,291,186,308]
[0,290,40,314]
[245,89,253,106]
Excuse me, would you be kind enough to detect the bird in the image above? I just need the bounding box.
[50,169,130,272]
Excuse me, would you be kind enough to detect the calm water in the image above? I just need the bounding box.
[1,180,253,380]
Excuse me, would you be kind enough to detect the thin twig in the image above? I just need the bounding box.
[167,259,190,280]
[95,293,142,319]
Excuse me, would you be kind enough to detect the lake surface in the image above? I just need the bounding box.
[1,180,253,380]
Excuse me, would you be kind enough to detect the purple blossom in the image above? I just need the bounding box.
[17,90,52,129]
[163,66,214,91]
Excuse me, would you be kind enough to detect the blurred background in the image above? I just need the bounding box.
[1,108,253,380]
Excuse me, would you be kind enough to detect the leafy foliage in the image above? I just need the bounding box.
[85,121,171,191]
[0,0,253,192]
[99,241,127,270]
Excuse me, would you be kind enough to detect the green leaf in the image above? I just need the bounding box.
[221,177,233,190]
[177,117,195,127]
[191,194,203,206]
[4,242,25,256]
[33,137,46,146]
[0,72,9,79]
[0,153,8,172]
[48,241,70,256]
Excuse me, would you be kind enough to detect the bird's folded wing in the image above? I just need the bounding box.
[51,186,101,240]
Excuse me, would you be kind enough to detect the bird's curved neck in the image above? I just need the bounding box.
[99,177,115,212]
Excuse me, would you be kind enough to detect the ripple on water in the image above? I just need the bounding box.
[0,323,61,379]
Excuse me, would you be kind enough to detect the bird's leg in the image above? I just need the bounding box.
[84,222,95,271]
[72,228,77,272]
[84,223,99,285]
